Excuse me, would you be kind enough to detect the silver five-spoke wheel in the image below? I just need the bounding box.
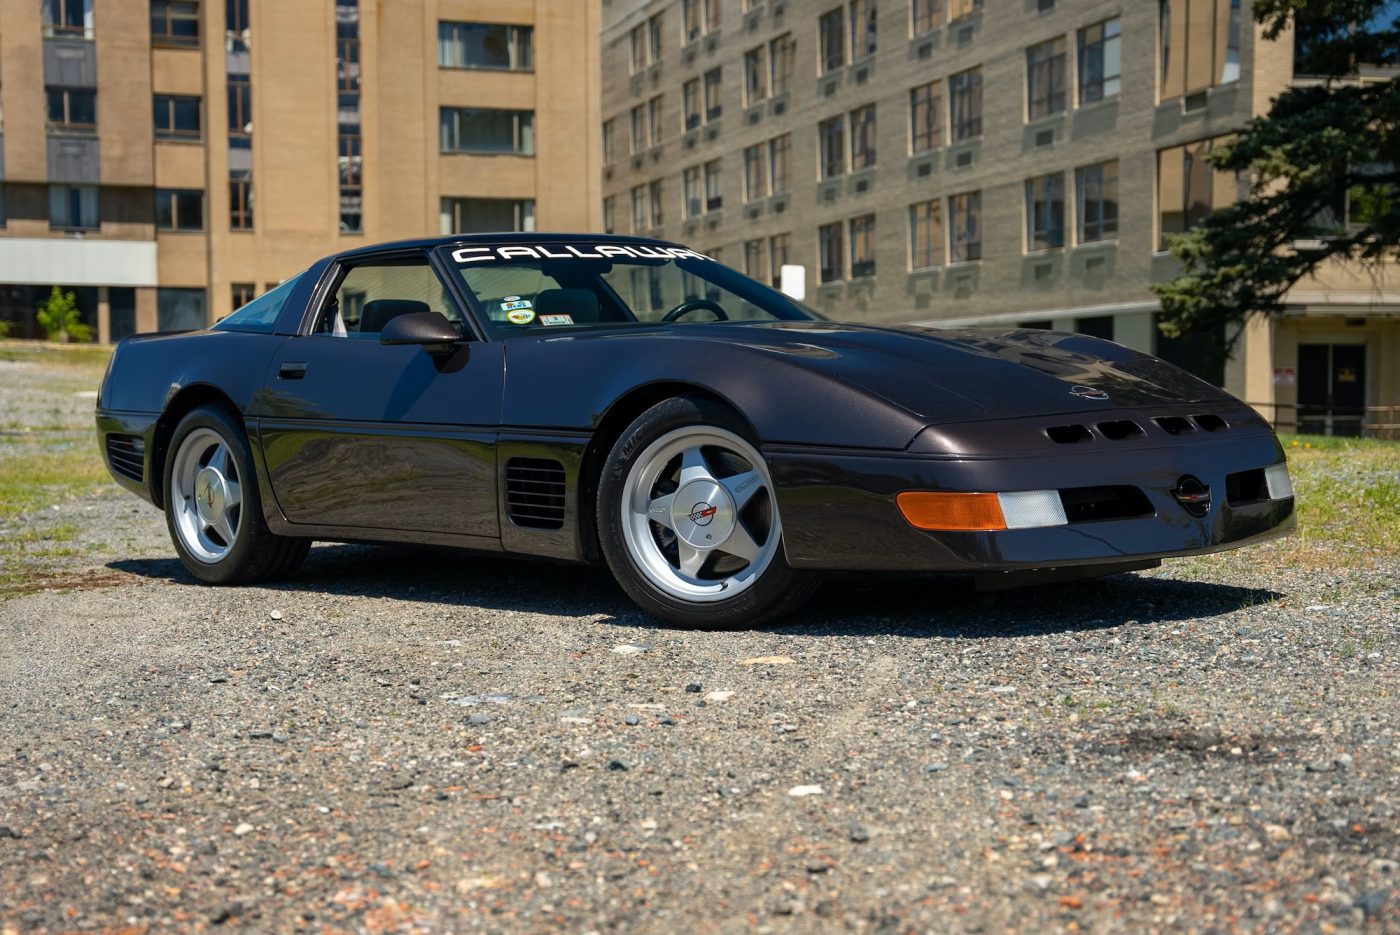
[169,427,243,564]
[620,426,780,603]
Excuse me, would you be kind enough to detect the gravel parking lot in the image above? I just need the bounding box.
[0,349,1396,933]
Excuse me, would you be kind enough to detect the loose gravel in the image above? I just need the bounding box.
[0,357,1396,933]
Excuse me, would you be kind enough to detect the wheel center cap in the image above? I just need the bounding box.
[672,480,734,548]
[195,467,226,523]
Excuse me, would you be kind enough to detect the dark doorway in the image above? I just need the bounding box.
[1298,343,1365,436]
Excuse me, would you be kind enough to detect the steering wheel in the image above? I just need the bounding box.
[660,298,729,323]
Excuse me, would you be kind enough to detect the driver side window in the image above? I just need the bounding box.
[315,255,464,337]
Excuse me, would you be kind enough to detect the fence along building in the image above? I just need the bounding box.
[599,0,1399,436]
[0,0,600,341]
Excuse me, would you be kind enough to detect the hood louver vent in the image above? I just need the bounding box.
[505,458,566,530]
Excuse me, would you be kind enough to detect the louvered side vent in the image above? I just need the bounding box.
[505,458,566,530]
[106,433,145,482]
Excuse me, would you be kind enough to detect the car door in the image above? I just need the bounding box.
[255,249,504,541]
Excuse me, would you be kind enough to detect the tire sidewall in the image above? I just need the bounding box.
[597,396,811,629]
[164,405,266,584]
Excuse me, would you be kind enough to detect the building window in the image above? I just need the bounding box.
[683,79,701,130]
[648,96,663,147]
[770,33,796,95]
[157,288,207,331]
[849,214,876,277]
[703,68,723,121]
[1158,137,1234,249]
[1076,160,1119,243]
[1025,172,1066,250]
[632,185,648,233]
[1078,18,1121,104]
[909,199,943,269]
[226,0,249,44]
[704,159,723,211]
[156,188,205,231]
[229,176,253,230]
[683,165,702,217]
[1159,0,1241,100]
[232,283,255,311]
[819,8,845,73]
[682,0,719,42]
[743,144,767,201]
[630,23,648,74]
[440,197,535,234]
[769,232,791,287]
[227,77,252,136]
[744,45,768,106]
[440,107,533,155]
[151,0,200,46]
[631,104,647,154]
[949,190,981,261]
[949,0,983,21]
[819,115,846,179]
[46,87,97,132]
[744,239,765,277]
[649,13,664,61]
[705,0,721,33]
[649,179,664,227]
[910,81,942,153]
[43,0,92,38]
[911,0,943,35]
[337,0,362,234]
[602,195,616,234]
[768,133,791,194]
[949,68,981,141]
[849,0,877,58]
[819,221,845,282]
[849,104,876,170]
[437,22,533,71]
[602,119,615,164]
[1026,37,1067,120]
[153,94,201,140]
[49,184,99,231]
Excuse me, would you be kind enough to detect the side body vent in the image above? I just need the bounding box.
[1046,424,1092,444]
[105,434,145,482]
[505,458,566,530]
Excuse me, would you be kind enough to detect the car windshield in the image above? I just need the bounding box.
[439,242,822,334]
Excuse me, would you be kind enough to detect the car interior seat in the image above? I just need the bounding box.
[359,299,433,334]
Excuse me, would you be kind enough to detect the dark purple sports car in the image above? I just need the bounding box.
[97,235,1294,627]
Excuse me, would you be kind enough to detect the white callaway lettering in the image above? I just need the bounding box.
[450,244,715,265]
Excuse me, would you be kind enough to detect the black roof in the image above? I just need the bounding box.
[336,232,682,261]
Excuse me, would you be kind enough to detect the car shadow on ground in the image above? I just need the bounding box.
[109,543,1282,639]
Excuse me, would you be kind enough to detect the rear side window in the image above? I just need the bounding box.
[212,274,302,333]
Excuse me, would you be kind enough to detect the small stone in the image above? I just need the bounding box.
[739,656,795,666]
[658,716,676,726]
[684,683,702,693]
[269,610,283,620]
[233,822,254,836]
[849,823,871,843]
[612,644,649,655]
[703,690,735,702]
[606,759,629,771]
[1306,760,1336,773]
[271,732,289,743]
[468,714,491,725]
[1263,823,1291,842]
[624,715,640,725]
[788,784,823,797]
[925,762,949,773]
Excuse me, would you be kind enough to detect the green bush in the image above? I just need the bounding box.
[35,286,92,343]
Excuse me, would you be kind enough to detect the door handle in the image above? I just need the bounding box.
[278,362,308,380]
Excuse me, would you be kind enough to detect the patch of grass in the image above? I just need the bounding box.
[0,339,113,375]
[0,437,113,521]
[1278,434,1399,558]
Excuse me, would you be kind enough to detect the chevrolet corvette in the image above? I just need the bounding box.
[96,234,1295,627]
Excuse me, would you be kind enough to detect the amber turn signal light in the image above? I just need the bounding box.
[896,491,1007,531]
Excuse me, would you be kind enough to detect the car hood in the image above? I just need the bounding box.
[659,321,1234,422]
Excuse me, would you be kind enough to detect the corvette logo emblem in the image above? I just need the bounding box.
[687,503,718,525]
[1171,476,1212,517]
[1069,385,1110,400]
[205,484,215,508]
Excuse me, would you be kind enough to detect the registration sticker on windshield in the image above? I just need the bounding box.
[506,309,536,325]
[500,296,532,312]
[540,314,574,327]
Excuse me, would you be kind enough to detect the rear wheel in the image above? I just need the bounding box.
[164,405,310,584]
[597,396,818,628]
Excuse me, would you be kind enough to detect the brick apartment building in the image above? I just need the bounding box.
[599,0,1399,435]
[0,0,600,341]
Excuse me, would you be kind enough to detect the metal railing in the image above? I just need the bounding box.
[1245,402,1400,440]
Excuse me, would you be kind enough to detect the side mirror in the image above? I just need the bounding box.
[379,311,462,355]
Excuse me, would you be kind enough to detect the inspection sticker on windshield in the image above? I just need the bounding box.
[540,314,574,327]
[500,296,532,312]
[506,309,536,325]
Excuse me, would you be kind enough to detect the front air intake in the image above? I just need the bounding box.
[505,458,566,530]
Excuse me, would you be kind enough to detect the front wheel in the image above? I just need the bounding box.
[597,396,818,628]
[164,405,310,585]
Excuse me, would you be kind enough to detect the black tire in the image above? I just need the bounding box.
[596,396,819,628]
[163,405,310,585]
